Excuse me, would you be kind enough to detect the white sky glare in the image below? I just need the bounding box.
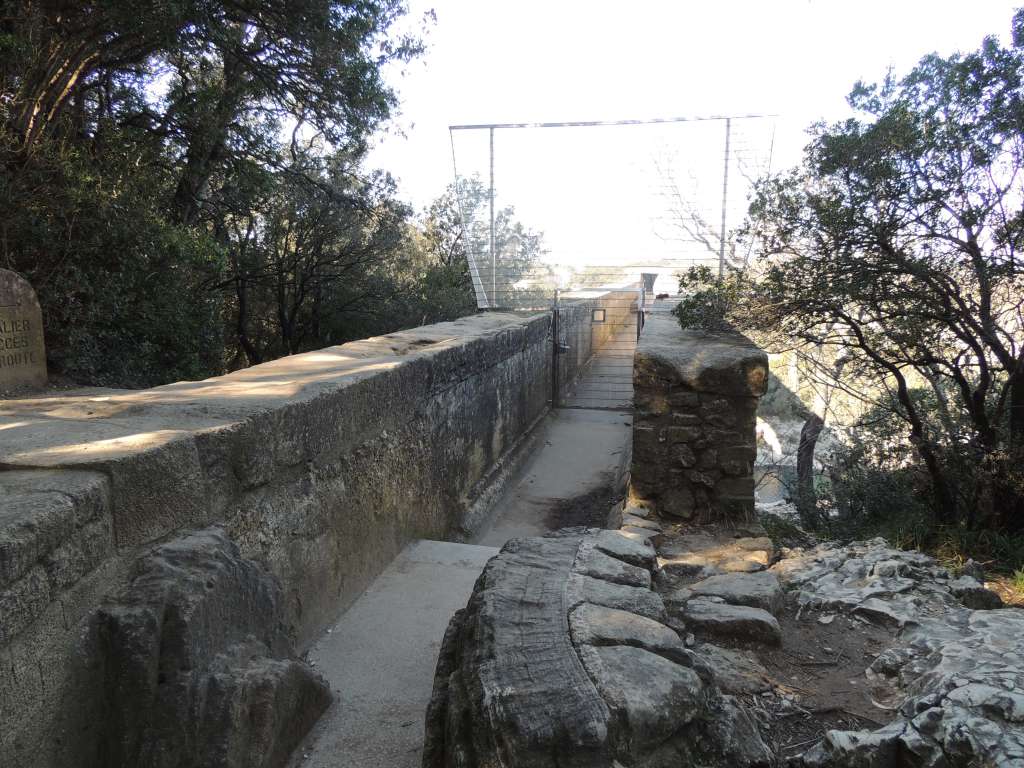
[367,0,1021,289]
[373,0,1020,207]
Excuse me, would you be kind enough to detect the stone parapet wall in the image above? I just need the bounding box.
[0,311,561,767]
[631,311,768,520]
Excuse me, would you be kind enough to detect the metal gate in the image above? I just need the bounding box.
[550,274,652,411]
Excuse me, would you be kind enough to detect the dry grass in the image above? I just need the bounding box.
[984,573,1024,606]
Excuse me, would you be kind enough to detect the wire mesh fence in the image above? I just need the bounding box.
[449,114,778,409]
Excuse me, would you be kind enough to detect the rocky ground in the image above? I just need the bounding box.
[648,508,1022,767]
[425,499,1023,767]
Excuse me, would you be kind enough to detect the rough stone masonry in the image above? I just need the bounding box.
[0,293,630,768]
[631,311,768,520]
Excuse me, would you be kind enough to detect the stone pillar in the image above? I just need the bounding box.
[631,313,768,520]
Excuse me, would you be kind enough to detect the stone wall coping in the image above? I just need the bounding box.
[0,311,546,469]
[634,312,768,398]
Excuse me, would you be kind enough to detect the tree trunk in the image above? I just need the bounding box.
[796,413,824,528]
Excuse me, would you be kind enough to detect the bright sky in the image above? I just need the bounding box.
[367,0,1021,290]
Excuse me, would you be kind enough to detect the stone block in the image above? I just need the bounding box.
[670,413,702,427]
[716,477,756,499]
[667,390,700,408]
[689,572,784,615]
[663,426,702,444]
[674,444,697,467]
[698,449,718,469]
[660,486,696,519]
[682,598,782,645]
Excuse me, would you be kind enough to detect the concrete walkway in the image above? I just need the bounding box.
[296,380,634,766]
[562,322,637,410]
[473,407,632,546]
[292,540,498,768]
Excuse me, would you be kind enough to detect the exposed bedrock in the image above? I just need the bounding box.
[422,529,771,768]
[97,527,331,768]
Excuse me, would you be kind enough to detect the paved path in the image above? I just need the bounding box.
[562,322,637,410]
[474,408,632,546]
[292,540,498,768]
[295,345,636,766]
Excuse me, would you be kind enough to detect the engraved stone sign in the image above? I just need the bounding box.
[0,268,46,391]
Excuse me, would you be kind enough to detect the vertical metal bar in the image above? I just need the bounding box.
[718,117,732,280]
[489,126,496,305]
[551,289,560,407]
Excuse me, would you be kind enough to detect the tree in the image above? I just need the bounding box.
[451,176,546,307]
[0,0,428,384]
[745,13,1024,531]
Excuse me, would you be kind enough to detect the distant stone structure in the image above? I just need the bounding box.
[0,268,46,391]
[631,311,768,520]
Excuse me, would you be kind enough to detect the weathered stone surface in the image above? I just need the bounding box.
[620,524,661,542]
[96,527,330,768]
[772,537,1001,625]
[426,531,772,768]
[574,541,652,589]
[0,469,111,591]
[569,603,690,664]
[578,645,704,751]
[694,643,773,695]
[592,528,657,569]
[657,533,773,589]
[622,502,651,519]
[0,268,46,392]
[949,575,1003,609]
[568,573,665,620]
[634,322,768,398]
[621,513,662,531]
[800,609,1024,767]
[682,598,782,645]
[689,571,784,615]
[424,534,613,767]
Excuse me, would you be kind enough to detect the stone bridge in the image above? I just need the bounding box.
[0,297,770,767]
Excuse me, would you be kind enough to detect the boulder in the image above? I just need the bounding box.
[682,598,782,645]
[688,571,785,615]
[425,531,774,768]
[948,575,1003,609]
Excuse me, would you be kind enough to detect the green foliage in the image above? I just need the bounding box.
[0,0,486,387]
[0,134,225,385]
[745,12,1024,532]
[810,395,1024,573]
[670,265,748,331]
